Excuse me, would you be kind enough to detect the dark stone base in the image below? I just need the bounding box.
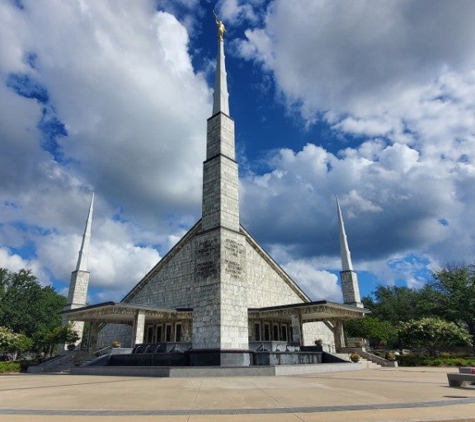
[188,349,252,367]
[254,352,322,366]
[108,352,188,367]
[88,343,333,369]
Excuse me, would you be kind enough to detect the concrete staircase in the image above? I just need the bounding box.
[28,350,93,374]
[333,353,382,369]
[358,357,381,369]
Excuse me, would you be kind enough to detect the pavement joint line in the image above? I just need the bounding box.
[2,398,475,416]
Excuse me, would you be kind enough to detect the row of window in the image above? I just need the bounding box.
[145,323,182,343]
[144,321,291,343]
[254,322,291,342]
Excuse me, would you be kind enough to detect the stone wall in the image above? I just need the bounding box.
[245,240,307,308]
[302,322,334,349]
[126,238,194,309]
[97,323,132,349]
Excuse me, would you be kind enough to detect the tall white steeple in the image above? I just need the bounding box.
[192,15,249,364]
[336,197,363,308]
[212,21,229,116]
[75,192,94,272]
[63,193,95,347]
[337,196,353,272]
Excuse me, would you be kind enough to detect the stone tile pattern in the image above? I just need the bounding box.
[193,229,248,349]
[63,270,90,343]
[341,270,362,307]
[193,111,249,350]
[245,240,307,308]
[66,270,89,309]
[202,114,239,232]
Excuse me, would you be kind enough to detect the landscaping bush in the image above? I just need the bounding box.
[19,359,40,372]
[0,361,21,373]
[397,354,475,367]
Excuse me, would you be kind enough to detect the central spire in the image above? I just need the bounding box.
[201,13,238,232]
[212,13,230,116]
[192,14,249,361]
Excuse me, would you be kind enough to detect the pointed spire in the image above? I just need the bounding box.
[336,196,363,308]
[75,193,94,272]
[212,14,230,116]
[336,196,353,271]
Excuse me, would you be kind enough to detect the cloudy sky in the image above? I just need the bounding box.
[1,0,475,304]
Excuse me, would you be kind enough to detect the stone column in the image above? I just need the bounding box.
[132,310,146,347]
[291,314,302,345]
[334,320,346,351]
[88,321,100,352]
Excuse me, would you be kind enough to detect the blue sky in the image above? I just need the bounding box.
[1,0,475,304]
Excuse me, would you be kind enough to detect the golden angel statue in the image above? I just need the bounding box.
[213,11,226,40]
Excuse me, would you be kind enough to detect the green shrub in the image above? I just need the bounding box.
[19,359,39,372]
[0,361,21,373]
[397,354,475,367]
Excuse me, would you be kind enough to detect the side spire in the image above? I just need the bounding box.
[336,196,363,308]
[62,193,95,350]
[76,192,94,271]
[212,13,229,116]
[336,196,353,271]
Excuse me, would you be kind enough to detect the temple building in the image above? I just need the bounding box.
[63,18,366,366]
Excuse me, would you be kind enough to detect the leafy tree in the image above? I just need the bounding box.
[0,326,33,359]
[345,317,397,348]
[362,285,435,325]
[0,268,66,339]
[33,323,80,357]
[398,317,472,356]
[427,263,475,349]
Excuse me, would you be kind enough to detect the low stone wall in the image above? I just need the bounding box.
[254,352,322,366]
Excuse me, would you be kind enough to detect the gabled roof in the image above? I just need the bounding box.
[122,220,202,303]
[121,220,312,305]
[240,225,311,303]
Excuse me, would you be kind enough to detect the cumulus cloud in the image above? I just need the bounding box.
[282,259,342,302]
[0,0,211,301]
[233,0,475,293]
[3,0,475,305]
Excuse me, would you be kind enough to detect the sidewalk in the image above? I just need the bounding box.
[1,367,475,421]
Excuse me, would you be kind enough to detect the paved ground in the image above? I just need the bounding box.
[1,367,475,421]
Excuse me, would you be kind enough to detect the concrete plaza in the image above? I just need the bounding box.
[1,367,475,422]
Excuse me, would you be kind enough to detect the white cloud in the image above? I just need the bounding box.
[2,0,475,304]
[282,260,342,302]
[0,248,48,286]
[0,0,210,300]
[235,0,475,289]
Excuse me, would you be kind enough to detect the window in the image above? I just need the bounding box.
[254,323,261,341]
[264,323,270,341]
[156,325,163,342]
[281,324,288,342]
[165,324,172,342]
[272,324,279,341]
[146,325,154,343]
[175,323,182,342]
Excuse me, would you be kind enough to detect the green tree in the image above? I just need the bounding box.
[33,323,79,357]
[427,263,475,348]
[345,317,397,348]
[0,268,66,338]
[398,317,472,356]
[362,285,435,325]
[0,326,33,358]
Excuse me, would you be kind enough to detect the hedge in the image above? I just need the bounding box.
[0,361,21,373]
